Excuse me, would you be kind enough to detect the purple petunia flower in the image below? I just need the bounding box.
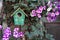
[43,6,46,10]
[50,3,53,7]
[0,25,2,30]
[36,9,42,13]
[31,6,43,18]
[47,1,51,5]
[55,11,59,16]
[31,13,36,17]
[32,10,36,14]
[52,8,56,12]
[31,10,36,17]
[19,32,24,37]
[13,27,20,38]
[51,12,55,17]
[47,12,51,17]
[47,17,51,22]
[13,27,19,32]
[50,16,56,22]
[13,31,24,38]
[39,6,43,11]
[31,1,59,22]
[2,38,9,40]
[47,1,52,7]
[3,27,11,33]
[4,30,11,33]
[13,31,19,38]
[47,16,56,22]
[3,27,11,35]
[57,4,60,13]
[13,34,19,38]
[3,34,10,38]
[37,14,41,18]
[57,4,60,9]
[47,12,56,22]
[2,27,11,40]
[57,0,60,2]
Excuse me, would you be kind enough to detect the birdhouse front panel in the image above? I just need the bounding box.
[13,8,25,25]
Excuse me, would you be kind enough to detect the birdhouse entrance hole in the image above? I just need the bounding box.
[18,13,21,17]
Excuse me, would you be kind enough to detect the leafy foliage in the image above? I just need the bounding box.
[3,0,56,40]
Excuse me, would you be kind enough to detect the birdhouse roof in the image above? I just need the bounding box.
[11,8,27,17]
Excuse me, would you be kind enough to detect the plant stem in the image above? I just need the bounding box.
[42,0,45,6]
[38,0,40,5]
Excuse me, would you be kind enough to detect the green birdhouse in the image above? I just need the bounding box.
[11,8,27,25]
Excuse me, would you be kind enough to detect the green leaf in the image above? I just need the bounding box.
[33,29,39,36]
[29,3,37,7]
[21,3,28,7]
[14,6,19,9]
[40,17,47,22]
[12,0,15,2]
[31,25,36,31]
[44,0,49,2]
[12,3,19,9]
[31,0,37,1]
[5,0,8,1]
[46,34,54,40]
[50,38,55,40]
[25,31,34,39]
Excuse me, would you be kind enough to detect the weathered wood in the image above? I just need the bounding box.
[44,22,60,40]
